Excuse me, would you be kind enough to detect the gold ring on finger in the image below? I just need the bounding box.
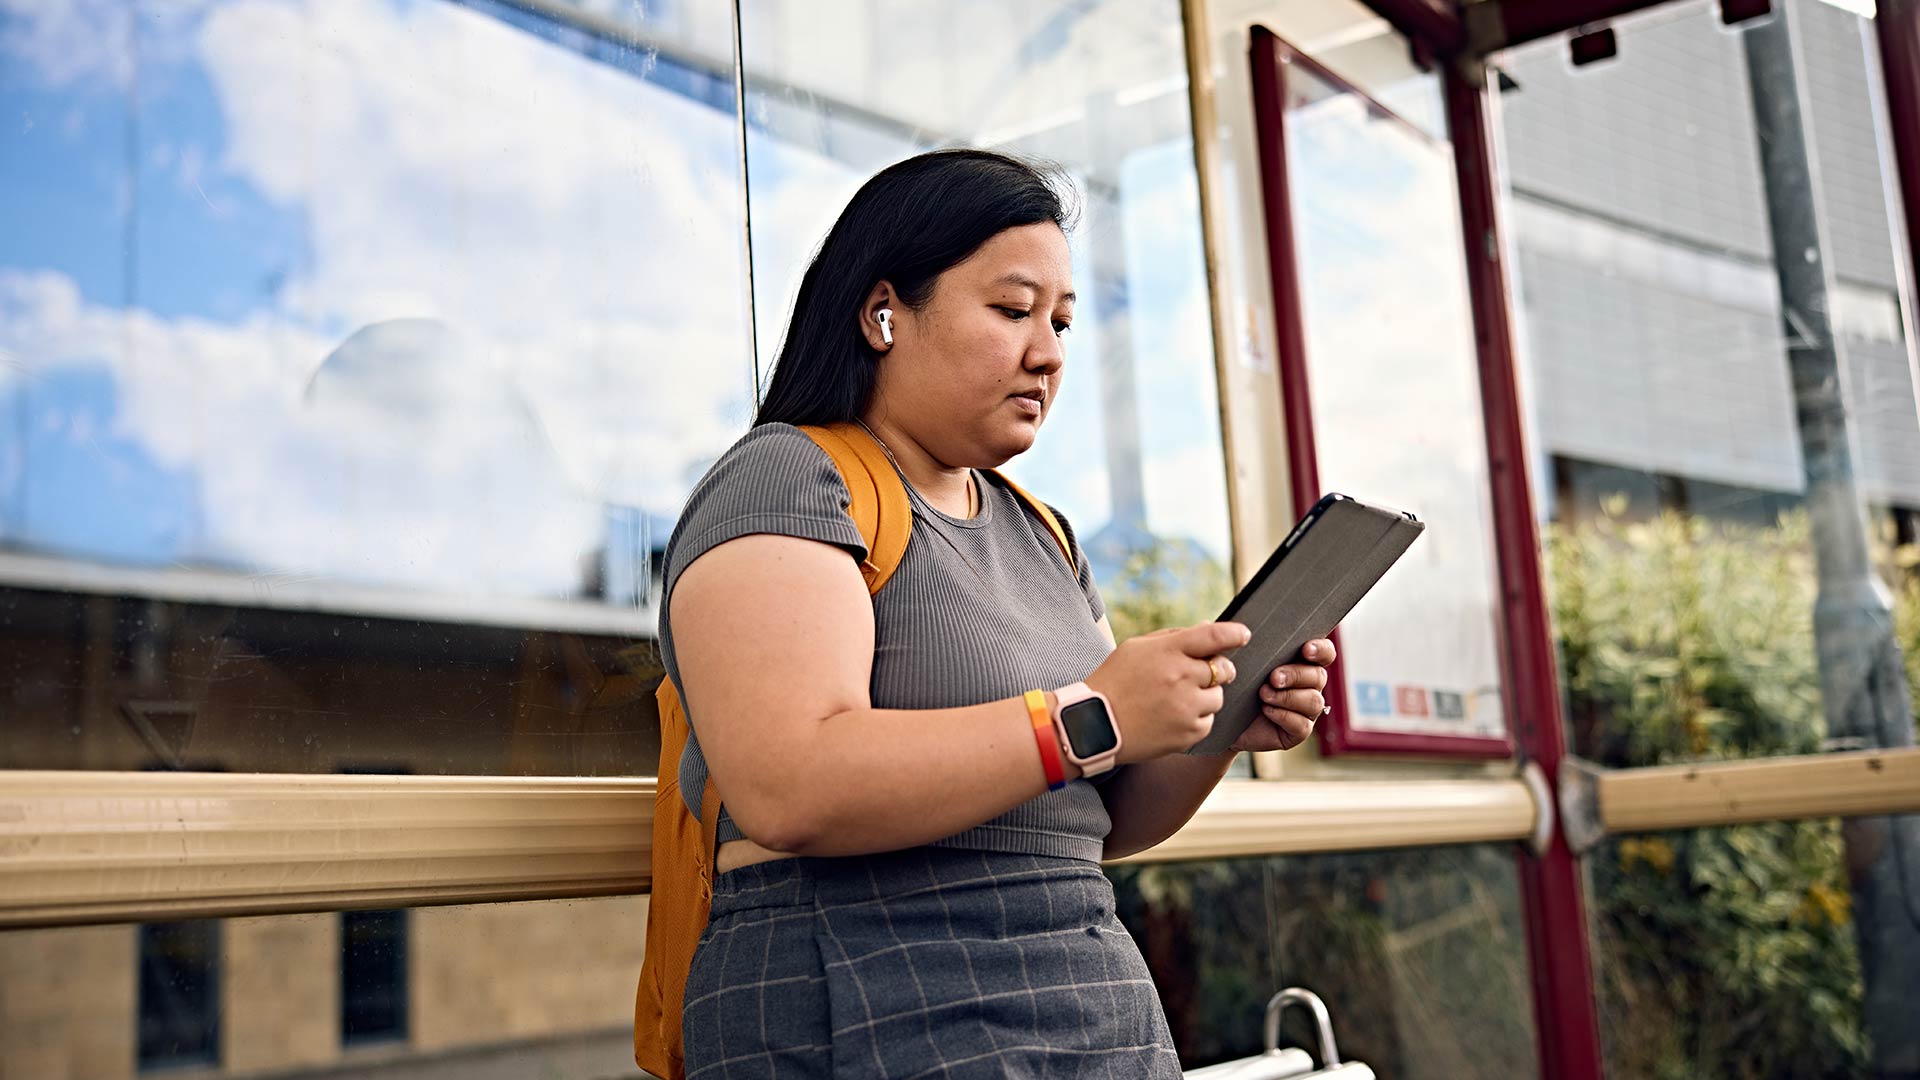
[1203,658,1221,690]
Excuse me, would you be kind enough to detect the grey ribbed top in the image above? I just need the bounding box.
[658,422,1116,863]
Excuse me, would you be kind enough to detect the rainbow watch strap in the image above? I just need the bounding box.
[1024,689,1067,791]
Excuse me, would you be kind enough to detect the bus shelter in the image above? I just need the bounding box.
[2,0,1918,1077]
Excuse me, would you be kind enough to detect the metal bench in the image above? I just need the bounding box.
[1183,988,1375,1080]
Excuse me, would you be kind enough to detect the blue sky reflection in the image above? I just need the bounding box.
[1,0,753,609]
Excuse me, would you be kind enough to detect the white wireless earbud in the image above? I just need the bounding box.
[876,308,894,347]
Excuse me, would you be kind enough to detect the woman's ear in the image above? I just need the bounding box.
[859,282,895,353]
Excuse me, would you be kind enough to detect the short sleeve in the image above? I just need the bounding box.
[661,423,867,607]
[659,423,869,831]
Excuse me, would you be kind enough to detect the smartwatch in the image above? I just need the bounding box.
[1050,682,1122,777]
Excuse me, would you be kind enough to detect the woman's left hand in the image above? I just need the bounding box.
[1228,638,1336,752]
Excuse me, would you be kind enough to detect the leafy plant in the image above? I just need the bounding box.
[1106,539,1533,1076]
[1106,508,1914,1078]
[1110,845,1537,1076]
[1546,507,1912,1079]
[1101,537,1232,645]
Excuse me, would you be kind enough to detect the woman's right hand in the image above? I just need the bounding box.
[1083,621,1251,764]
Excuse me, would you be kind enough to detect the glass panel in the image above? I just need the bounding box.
[1217,0,1447,141]
[0,897,648,1080]
[0,590,661,773]
[0,0,751,773]
[138,921,221,1071]
[1591,821,1867,1077]
[735,0,1234,643]
[1499,0,1920,766]
[1277,54,1509,746]
[1498,2,1920,1073]
[1108,844,1539,1077]
[341,910,408,1046]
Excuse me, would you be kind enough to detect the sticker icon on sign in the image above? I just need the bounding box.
[1355,681,1392,717]
[1395,685,1430,718]
[1432,690,1465,720]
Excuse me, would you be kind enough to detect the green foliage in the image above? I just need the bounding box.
[1103,510,1916,1078]
[1101,538,1232,644]
[1110,847,1537,1077]
[1546,507,1906,1079]
[1548,508,1825,763]
[1889,538,1920,719]
[1103,539,1535,1076]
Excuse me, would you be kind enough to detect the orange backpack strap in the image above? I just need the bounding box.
[991,469,1077,574]
[636,678,711,1080]
[638,427,1076,1078]
[798,422,913,593]
[800,422,1072,583]
[637,424,916,1078]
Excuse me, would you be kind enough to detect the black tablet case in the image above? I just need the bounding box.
[1186,494,1425,755]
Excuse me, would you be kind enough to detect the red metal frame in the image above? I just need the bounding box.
[1248,27,1515,761]
[1325,1,1920,1077]
[1251,7,1610,1075]
[1360,0,1683,58]
[1881,0,1920,325]
[1248,25,1355,747]
[1355,0,1464,54]
[1248,26,1345,735]
[1443,54,1606,1080]
[1492,0,1667,48]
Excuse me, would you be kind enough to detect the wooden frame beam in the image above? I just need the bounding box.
[7,752,1915,928]
[1106,777,1539,863]
[1360,0,1466,54]
[0,772,650,928]
[1598,747,1920,834]
[2,773,1536,928]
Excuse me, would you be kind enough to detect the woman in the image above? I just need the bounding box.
[660,149,1334,1078]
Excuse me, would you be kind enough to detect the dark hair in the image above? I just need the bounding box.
[754,149,1077,428]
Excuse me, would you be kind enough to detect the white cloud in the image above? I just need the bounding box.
[196,0,748,332]
[2,0,1242,606]
[1275,95,1507,694]
[192,0,760,507]
[0,271,605,596]
[2,0,211,94]
[745,141,868,370]
[0,0,137,90]
[2,0,762,603]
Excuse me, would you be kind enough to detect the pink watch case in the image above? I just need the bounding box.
[1051,681,1121,777]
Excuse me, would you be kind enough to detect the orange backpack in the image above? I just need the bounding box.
[634,421,1075,1079]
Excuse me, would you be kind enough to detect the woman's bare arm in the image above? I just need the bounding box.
[1082,616,1229,859]
[1098,619,1334,860]
[671,532,1076,857]
[1099,751,1238,861]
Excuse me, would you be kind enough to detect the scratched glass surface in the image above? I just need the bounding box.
[1497,3,1912,1075]
[1278,57,1510,746]
[1498,0,1920,766]
[0,0,747,773]
[735,0,1237,650]
[1108,843,1539,1077]
[0,897,652,1079]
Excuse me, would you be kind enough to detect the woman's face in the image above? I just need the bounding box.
[871,222,1074,468]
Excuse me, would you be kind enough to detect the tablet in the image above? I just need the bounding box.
[1185,493,1425,755]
